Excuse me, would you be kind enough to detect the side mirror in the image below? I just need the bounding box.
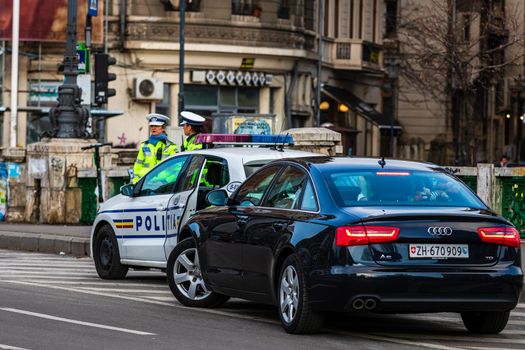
[206,189,229,206]
[120,183,134,197]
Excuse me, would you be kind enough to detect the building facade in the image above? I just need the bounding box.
[0,0,397,157]
[390,0,525,165]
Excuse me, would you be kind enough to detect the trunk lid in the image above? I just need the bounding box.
[343,207,514,266]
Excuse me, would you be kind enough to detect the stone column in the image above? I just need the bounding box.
[25,138,110,224]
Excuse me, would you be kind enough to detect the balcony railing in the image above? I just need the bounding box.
[325,38,383,71]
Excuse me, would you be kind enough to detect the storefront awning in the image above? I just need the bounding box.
[322,85,402,129]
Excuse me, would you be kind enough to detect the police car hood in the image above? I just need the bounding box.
[99,194,124,211]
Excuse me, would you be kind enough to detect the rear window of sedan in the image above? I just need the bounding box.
[324,170,485,208]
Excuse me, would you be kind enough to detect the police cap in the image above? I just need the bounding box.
[146,113,170,126]
[180,111,205,126]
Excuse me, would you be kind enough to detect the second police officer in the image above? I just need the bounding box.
[180,111,206,151]
[132,113,178,184]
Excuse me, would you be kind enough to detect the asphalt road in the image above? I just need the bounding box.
[0,250,524,350]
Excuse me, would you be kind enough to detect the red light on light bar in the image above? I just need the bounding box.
[336,226,400,246]
[478,227,520,248]
[376,172,410,176]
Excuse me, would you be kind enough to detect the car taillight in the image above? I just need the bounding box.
[336,226,400,246]
[478,227,521,248]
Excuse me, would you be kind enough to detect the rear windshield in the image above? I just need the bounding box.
[324,170,485,208]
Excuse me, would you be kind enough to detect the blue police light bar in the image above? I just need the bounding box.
[196,134,293,146]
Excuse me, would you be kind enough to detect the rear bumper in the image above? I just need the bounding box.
[306,265,523,313]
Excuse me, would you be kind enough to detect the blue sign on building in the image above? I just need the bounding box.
[88,0,98,16]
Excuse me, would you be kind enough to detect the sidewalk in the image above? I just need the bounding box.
[0,222,91,257]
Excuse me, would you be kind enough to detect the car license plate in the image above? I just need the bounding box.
[409,244,469,259]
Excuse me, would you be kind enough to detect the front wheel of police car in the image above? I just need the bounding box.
[167,238,229,308]
[93,225,129,280]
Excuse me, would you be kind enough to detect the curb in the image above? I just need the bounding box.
[0,231,89,257]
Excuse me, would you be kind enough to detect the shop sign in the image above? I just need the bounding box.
[241,58,255,69]
[29,82,61,103]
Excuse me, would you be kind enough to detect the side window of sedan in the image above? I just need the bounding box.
[264,166,307,209]
[300,180,319,212]
[232,166,281,207]
[139,155,189,196]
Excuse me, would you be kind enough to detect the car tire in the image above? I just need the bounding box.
[93,225,128,280]
[277,254,324,334]
[167,238,229,308]
[461,311,510,334]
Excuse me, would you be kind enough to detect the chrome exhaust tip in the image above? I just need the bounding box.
[365,298,377,310]
[352,298,364,310]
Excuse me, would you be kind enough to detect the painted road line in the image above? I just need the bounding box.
[331,330,466,350]
[0,344,30,350]
[2,280,280,325]
[0,308,156,336]
[371,332,525,345]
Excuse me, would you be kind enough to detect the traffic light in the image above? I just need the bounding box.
[94,53,116,105]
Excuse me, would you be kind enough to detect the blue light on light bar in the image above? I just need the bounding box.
[195,134,293,145]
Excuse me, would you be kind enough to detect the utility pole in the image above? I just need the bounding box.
[48,0,90,138]
[178,0,186,122]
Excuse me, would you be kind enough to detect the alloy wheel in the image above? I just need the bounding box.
[173,248,211,301]
[280,265,299,323]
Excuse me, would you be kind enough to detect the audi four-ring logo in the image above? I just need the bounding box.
[427,227,453,235]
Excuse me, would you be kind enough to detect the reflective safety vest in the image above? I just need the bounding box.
[133,139,178,184]
[181,134,203,152]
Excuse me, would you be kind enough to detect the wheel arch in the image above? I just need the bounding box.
[272,246,296,302]
[91,220,115,256]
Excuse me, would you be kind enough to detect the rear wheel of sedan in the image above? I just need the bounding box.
[167,238,229,308]
[278,254,324,334]
[461,311,510,334]
[93,225,128,280]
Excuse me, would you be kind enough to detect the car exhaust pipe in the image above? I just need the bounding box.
[365,298,377,310]
[352,298,364,310]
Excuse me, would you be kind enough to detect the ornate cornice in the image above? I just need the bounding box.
[112,19,315,51]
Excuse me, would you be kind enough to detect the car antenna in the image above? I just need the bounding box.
[378,157,386,168]
[277,133,289,152]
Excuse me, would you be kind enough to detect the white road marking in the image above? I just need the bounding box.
[0,344,30,350]
[400,314,525,327]
[2,280,167,287]
[81,288,171,294]
[0,308,155,336]
[373,332,525,345]
[332,330,467,350]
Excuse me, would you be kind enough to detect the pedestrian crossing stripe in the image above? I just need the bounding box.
[113,219,133,229]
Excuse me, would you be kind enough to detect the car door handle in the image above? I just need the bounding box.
[157,205,166,211]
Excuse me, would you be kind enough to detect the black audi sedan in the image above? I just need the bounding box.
[166,157,523,334]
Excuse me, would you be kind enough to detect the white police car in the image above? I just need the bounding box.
[90,135,321,279]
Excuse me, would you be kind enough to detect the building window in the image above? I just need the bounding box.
[155,84,171,118]
[160,0,201,12]
[385,0,397,38]
[185,85,259,116]
[278,0,290,19]
[232,0,262,17]
[304,0,315,30]
[462,14,471,42]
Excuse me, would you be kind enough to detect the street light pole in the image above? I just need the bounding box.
[48,0,90,138]
[315,0,324,127]
[178,0,186,122]
[9,0,20,147]
[385,57,398,157]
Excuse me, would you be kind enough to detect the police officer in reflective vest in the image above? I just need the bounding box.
[180,111,206,152]
[132,113,178,184]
